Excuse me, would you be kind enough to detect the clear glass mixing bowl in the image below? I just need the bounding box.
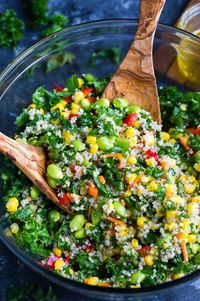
[0,20,200,300]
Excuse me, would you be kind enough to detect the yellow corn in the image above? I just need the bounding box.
[187,203,197,216]
[156,206,165,217]
[187,234,197,243]
[125,173,137,184]
[70,103,80,114]
[119,227,129,237]
[165,184,175,198]
[144,255,154,266]
[69,268,75,275]
[87,136,97,144]
[145,158,156,167]
[51,103,65,111]
[50,119,60,125]
[194,163,200,172]
[146,182,158,192]
[73,91,84,103]
[190,196,200,203]
[40,108,45,115]
[137,217,146,227]
[173,273,185,280]
[124,190,132,197]
[28,104,36,109]
[127,156,137,165]
[184,184,196,194]
[160,132,170,141]
[171,196,185,207]
[166,211,176,221]
[6,198,19,212]
[54,258,65,271]
[130,137,137,147]
[87,277,99,286]
[131,238,139,249]
[77,77,84,88]
[10,223,19,234]
[169,138,176,143]
[165,222,176,231]
[60,111,68,118]
[90,144,98,154]
[125,128,135,138]
[133,121,140,128]
[62,131,72,145]
[53,247,62,257]
[182,219,190,230]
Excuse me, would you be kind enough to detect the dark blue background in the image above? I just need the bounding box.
[1,0,200,300]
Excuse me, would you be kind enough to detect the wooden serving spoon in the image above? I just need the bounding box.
[0,0,165,215]
[102,0,166,122]
[0,132,73,215]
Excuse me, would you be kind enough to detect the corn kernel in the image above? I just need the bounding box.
[133,121,141,128]
[40,108,45,115]
[171,196,185,207]
[182,219,190,230]
[184,184,196,194]
[189,175,196,183]
[60,111,68,118]
[87,136,97,144]
[179,175,186,183]
[130,137,137,147]
[50,119,60,125]
[160,132,170,141]
[125,128,135,138]
[145,158,156,167]
[194,163,200,172]
[6,198,19,213]
[69,268,75,275]
[190,196,200,203]
[165,184,175,198]
[77,78,84,88]
[90,144,98,154]
[62,131,72,145]
[187,203,198,216]
[127,156,137,165]
[28,104,36,109]
[51,103,65,111]
[188,234,197,243]
[54,258,65,270]
[125,173,137,184]
[137,217,146,227]
[169,138,176,143]
[53,247,62,257]
[166,211,176,221]
[60,100,67,107]
[119,227,129,237]
[147,182,158,192]
[144,255,154,266]
[131,239,139,249]
[10,223,19,234]
[71,103,79,110]
[73,91,84,103]
[87,277,99,286]
[124,190,132,197]
[173,273,185,280]
[156,206,165,217]
[165,222,176,231]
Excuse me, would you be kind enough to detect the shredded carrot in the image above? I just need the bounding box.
[88,184,98,198]
[25,196,31,201]
[99,175,105,184]
[179,137,190,151]
[181,240,188,262]
[128,174,143,189]
[100,153,123,160]
[88,205,92,217]
[176,233,187,240]
[97,282,111,287]
[84,278,89,284]
[106,216,125,226]
[66,193,82,203]
[85,245,94,253]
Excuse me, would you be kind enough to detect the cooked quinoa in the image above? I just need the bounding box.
[1,74,200,288]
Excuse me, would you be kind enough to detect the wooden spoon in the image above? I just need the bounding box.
[102,0,166,122]
[0,132,73,215]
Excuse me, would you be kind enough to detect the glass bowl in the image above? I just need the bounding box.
[0,20,200,300]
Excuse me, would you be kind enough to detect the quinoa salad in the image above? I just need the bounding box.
[1,74,200,288]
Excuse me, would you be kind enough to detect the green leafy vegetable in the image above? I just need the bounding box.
[42,12,69,37]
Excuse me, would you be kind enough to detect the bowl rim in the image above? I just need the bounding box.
[1,18,200,297]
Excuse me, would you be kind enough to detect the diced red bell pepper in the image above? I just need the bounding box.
[139,245,151,256]
[54,85,63,92]
[63,95,73,102]
[64,256,71,265]
[123,113,137,126]
[81,88,93,97]
[68,114,79,120]
[146,149,161,164]
[46,254,59,268]
[58,194,71,205]
[187,127,200,136]
[70,165,77,174]
[87,96,96,103]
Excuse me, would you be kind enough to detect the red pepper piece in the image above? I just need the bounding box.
[146,149,161,164]
[139,245,151,256]
[123,113,137,126]
[87,96,96,103]
[54,85,63,92]
[68,114,79,120]
[70,165,77,174]
[187,127,200,136]
[58,194,71,205]
[81,87,93,97]
[63,95,73,102]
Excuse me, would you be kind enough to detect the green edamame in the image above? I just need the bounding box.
[48,210,61,222]
[97,136,114,151]
[113,201,126,217]
[47,164,64,180]
[30,186,41,199]
[80,98,91,110]
[113,98,129,109]
[72,140,86,152]
[131,270,145,284]
[70,214,85,232]
[95,98,110,108]
[47,176,58,189]
[126,105,141,114]
[74,228,86,239]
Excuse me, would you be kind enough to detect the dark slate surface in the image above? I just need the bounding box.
[1,0,200,300]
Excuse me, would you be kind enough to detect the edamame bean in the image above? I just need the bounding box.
[82,158,91,167]
[74,228,86,239]
[95,98,110,108]
[91,210,101,225]
[48,210,61,222]
[131,271,145,284]
[70,214,85,232]
[191,243,200,255]
[97,136,114,151]
[80,98,91,110]
[113,98,129,109]
[116,137,130,150]
[126,105,141,114]
[113,201,126,217]
[84,73,96,82]
[30,186,41,199]
[194,151,200,162]
[47,176,58,189]
[47,164,64,180]
[72,140,86,152]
